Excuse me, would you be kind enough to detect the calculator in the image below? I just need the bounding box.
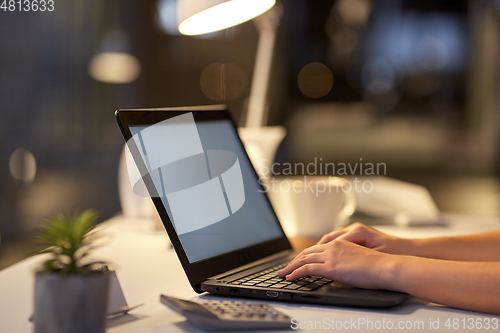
[160,294,291,331]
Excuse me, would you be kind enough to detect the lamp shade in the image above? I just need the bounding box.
[178,0,275,36]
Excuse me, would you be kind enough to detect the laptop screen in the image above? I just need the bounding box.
[128,113,283,263]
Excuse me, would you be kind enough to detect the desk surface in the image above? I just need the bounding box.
[2,214,500,332]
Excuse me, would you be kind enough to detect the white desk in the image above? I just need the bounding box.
[1,214,500,332]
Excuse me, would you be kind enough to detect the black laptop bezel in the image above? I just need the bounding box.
[115,105,292,293]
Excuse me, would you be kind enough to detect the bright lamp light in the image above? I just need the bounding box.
[88,52,141,84]
[179,0,276,36]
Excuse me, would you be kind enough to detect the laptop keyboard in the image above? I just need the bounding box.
[229,263,332,291]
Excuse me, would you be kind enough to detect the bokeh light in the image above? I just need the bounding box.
[88,52,141,84]
[156,0,181,35]
[416,36,449,71]
[9,148,37,184]
[200,62,247,101]
[361,58,395,94]
[297,62,334,99]
[336,0,372,26]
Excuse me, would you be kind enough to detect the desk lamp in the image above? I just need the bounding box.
[178,0,287,230]
[178,0,285,175]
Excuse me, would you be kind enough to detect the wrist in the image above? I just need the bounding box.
[378,254,414,293]
[376,254,401,290]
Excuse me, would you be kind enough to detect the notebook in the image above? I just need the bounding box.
[115,105,408,308]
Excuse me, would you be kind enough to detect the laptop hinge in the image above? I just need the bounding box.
[208,249,294,280]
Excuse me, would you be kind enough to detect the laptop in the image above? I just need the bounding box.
[115,105,408,308]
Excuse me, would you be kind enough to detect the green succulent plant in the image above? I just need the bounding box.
[37,210,106,275]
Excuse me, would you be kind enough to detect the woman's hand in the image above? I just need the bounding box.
[277,239,398,290]
[276,223,409,289]
[316,222,414,256]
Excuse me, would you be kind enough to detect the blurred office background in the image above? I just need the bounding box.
[1,0,500,268]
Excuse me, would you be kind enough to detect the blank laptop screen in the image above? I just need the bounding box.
[128,114,283,263]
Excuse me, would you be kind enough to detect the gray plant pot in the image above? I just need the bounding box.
[34,272,110,333]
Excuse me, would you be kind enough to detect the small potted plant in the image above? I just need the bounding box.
[33,210,110,333]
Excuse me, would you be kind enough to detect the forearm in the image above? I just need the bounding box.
[382,256,500,314]
[400,230,500,261]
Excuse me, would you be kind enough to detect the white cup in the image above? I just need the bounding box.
[281,176,356,239]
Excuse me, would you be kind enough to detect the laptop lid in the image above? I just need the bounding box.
[115,105,292,292]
